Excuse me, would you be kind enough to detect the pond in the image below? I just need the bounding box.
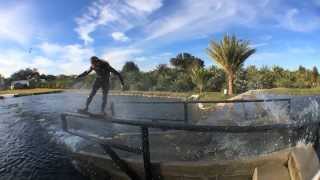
[0,91,319,179]
[0,91,190,180]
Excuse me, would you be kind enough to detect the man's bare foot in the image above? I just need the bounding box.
[78,108,88,113]
[100,111,111,118]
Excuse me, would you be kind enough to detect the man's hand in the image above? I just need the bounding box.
[121,82,125,91]
[75,75,82,80]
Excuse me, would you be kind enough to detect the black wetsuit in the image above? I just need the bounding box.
[78,60,123,112]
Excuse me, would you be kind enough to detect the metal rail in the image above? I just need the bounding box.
[118,98,291,104]
[114,98,291,123]
[61,110,320,180]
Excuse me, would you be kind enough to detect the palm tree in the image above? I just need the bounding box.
[206,35,256,95]
[191,67,210,94]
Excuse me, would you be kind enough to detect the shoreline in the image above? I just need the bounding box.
[0,89,64,99]
[70,90,232,101]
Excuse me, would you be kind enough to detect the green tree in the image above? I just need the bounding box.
[0,73,5,89]
[312,66,319,87]
[190,67,210,94]
[10,68,40,81]
[245,65,259,89]
[207,35,256,95]
[122,61,140,73]
[207,65,226,91]
[170,52,204,71]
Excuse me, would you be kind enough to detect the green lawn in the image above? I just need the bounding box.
[0,88,63,95]
[260,87,320,95]
[109,90,232,101]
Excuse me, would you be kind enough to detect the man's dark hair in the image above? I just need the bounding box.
[90,56,99,63]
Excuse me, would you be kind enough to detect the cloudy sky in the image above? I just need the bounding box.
[0,0,320,77]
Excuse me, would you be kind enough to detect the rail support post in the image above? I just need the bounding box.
[184,102,188,124]
[288,99,291,117]
[141,127,152,180]
[314,123,320,157]
[61,114,67,131]
[110,101,115,117]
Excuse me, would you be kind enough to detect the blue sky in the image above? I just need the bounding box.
[0,0,320,77]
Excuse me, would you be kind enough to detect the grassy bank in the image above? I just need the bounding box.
[109,90,233,101]
[0,88,64,97]
[259,87,320,95]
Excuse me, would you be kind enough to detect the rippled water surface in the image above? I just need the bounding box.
[0,91,186,180]
[0,91,319,179]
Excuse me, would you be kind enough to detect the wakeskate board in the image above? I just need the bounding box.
[77,109,110,119]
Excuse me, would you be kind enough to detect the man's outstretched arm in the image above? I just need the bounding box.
[77,67,93,79]
[109,65,124,86]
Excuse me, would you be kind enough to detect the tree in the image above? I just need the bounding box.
[207,65,226,91]
[10,68,40,81]
[206,35,256,95]
[190,67,210,94]
[170,52,204,71]
[312,66,319,87]
[122,61,140,73]
[0,73,5,89]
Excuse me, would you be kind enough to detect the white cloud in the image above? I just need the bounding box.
[145,0,259,41]
[75,0,163,44]
[0,49,56,77]
[111,32,130,42]
[101,47,172,71]
[141,0,320,43]
[102,48,142,69]
[39,42,64,55]
[0,4,35,45]
[281,9,320,32]
[126,0,162,13]
[133,52,173,71]
[39,42,95,74]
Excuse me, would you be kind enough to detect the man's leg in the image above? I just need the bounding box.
[101,82,109,113]
[84,80,100,111]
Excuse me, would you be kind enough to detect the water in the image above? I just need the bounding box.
[0,91,186,180]
[0,91,319,179]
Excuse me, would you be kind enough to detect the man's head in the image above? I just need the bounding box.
[90,56,99,65]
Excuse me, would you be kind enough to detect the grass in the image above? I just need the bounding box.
[0,88,63,96]
[109,90,232,101]
[260,87,320,96]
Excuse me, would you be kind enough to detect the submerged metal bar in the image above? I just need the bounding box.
[66,130,143,154]
[118,98,291,104]
[117,116,184,122]
[100,144,141,180]
[62,112,319,133]
[141,127,152,180]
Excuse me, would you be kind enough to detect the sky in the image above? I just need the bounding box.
[0,0,320,77]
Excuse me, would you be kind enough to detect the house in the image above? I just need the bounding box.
[10,80,30,90]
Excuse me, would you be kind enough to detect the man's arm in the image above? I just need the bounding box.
[108,65,124,85]
[77,67,93,79]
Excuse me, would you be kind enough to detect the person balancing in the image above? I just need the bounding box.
[77,56,124,116]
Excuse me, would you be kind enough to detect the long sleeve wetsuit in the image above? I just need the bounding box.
[78,60,123,112]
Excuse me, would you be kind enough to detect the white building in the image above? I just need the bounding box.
[10,80,30,90]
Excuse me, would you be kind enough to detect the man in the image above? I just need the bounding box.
[77,56,124,115]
